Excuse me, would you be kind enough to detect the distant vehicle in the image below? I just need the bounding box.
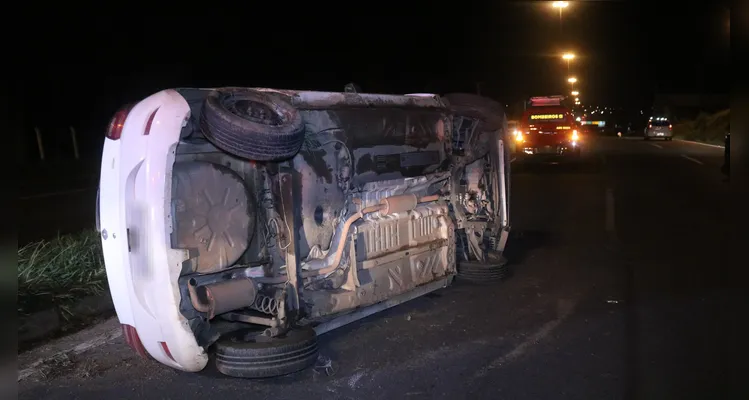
[644,117,673,140]
[513,96,581,159]
[97,88,512,378]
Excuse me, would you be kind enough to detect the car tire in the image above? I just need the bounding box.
[457,258,510,284]
[200,88,306,161]
[214,326,319,378]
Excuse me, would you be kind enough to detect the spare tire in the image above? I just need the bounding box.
[200,88,306,161]
[171,161,254,274]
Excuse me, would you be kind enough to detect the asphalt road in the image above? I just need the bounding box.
[19,137,742,399]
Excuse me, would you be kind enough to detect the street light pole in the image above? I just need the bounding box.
[552,1,569,35]
[562,53,575,91]
[568,77,577,91]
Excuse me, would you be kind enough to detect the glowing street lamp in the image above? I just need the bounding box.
[562,52,575,73]
[568,77,577,84]
[552,2,570,33]
[571,90,579,96]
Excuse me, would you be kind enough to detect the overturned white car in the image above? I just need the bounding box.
[98,87,511,378]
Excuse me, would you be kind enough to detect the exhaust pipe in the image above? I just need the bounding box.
[302,194,441,277]
[188,277,257,319]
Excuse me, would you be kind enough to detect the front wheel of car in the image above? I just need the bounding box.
[214,326,319,378]
[457,257,510,284]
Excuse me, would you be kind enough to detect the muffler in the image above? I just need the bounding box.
[188,277,257,319]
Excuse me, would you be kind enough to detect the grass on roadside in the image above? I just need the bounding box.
[673,109,729,146]
[18,230,107,317]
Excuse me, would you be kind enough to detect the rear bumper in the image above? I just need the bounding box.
[515,143,580,156]
[99,89,208,372]
[645,130,672,138]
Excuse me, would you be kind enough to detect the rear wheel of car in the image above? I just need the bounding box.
[214,326,319,378]
[200,88,306,161]
[457,258,510,284]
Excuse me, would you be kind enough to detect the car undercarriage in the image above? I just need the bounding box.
[167,88,510,377]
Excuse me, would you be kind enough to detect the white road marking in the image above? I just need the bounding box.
[511,157,516,163]
[472,299,577,379]
[649,143,663,149]
[674,139,725,149]
[20,188,92,200]
[605,187,617,242]
[681,154,704,165]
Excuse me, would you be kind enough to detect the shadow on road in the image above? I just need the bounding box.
[503,230,552,265]
[512,157,602,174]
[512,155,603,174]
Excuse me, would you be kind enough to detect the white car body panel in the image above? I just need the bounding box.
[99,89,208,372]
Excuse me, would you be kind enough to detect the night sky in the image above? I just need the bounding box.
[21,1,730,161]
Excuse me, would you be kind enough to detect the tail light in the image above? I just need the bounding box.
[648,124,652,128]
[122,324,149,358]
[669,124,672,129]
[106,104,135,140]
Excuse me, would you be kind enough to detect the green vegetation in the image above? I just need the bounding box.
[18,230,107,317]
[673,109,729,146]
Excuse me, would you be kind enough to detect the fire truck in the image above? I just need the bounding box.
[512,96,581,159]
